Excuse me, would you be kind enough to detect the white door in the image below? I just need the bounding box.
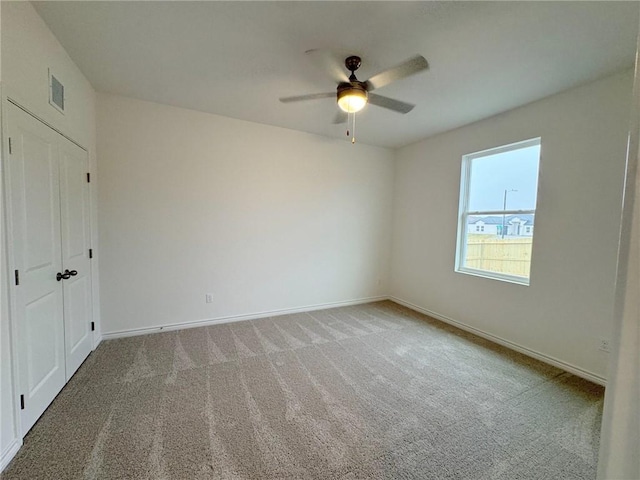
[59,137,93,379]
[6,104,66,434]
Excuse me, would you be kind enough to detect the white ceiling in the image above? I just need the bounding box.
[33,1,638,149]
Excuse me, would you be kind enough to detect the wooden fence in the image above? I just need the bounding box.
[465,236,533,277]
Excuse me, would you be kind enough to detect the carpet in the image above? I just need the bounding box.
[3,301,604,479]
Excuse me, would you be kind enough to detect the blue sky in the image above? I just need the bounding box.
[468,143,540,211]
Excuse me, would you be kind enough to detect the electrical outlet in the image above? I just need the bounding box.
[598,338,611,353]
[205,294,213,304]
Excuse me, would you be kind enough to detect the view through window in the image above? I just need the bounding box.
[455,138,541,284]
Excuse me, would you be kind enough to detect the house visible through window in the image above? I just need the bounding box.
[455,138,541,285]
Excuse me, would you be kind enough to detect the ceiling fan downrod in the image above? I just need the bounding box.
[345,55,362,81]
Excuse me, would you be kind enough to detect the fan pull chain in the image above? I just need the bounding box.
[352,111,356,144]
[345,111,357,144]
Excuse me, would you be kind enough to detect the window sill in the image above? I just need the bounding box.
[455,267,530,286]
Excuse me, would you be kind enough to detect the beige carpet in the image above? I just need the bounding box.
[3,301,603,479]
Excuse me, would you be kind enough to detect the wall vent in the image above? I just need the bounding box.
[48,69,65,114]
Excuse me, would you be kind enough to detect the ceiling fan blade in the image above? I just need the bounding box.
[305,48,349,84]
[332,111,348,124]
[368,93,415,114]
[365,55,429,91]
[279,92,335,103]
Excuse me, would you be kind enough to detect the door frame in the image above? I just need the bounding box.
[1,95,96,438]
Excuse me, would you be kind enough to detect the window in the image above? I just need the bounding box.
[455,138,541,285]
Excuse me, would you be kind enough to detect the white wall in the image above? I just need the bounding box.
[0,1,98,468]
[0,156,17,469]
[0,189,17,471]
[97,93,394,335]
[0,254,16,469]
[598,105,640,480]
[0,2,16,469]
[1,2,95,148]
[598,33,640,477]
[1,2,100,345]
[390,70,633,381]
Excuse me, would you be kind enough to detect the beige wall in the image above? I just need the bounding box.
[390,70,633,381]
[97,93,394,335]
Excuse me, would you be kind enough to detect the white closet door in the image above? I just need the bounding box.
[6,104,66,434]
[59,137,93,378]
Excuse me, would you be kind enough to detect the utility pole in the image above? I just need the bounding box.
[502,189,517,239]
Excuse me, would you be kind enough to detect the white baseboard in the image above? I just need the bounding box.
[389,296,607,386]
[102,295,389,340]
[1,438,22,473]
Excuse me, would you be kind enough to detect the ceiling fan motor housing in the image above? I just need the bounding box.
[337,55,368,112]
[345,55,362,74]
[337,81,368,113]
[337,81,367,97]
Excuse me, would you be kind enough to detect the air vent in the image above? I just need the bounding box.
[49,69,65,114]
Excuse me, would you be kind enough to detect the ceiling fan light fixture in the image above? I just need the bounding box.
[337,85,368,113]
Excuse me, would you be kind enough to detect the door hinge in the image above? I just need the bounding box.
[8,137,12,155]
[89,248,93,259]
[20,395,25,410]
[87,172,91,183]
[91,322,95,332]
[14,270,19,286]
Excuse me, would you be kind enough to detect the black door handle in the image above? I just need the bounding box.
[56,270,78,281]
[56,271,71,281]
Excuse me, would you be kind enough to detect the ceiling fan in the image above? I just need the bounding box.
[279,53,429,124]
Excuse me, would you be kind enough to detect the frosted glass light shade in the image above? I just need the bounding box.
[337,89,367,113]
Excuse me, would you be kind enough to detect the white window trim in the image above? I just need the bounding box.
[454,138,540,286]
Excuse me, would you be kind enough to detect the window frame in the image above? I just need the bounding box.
[454,137,541,286]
